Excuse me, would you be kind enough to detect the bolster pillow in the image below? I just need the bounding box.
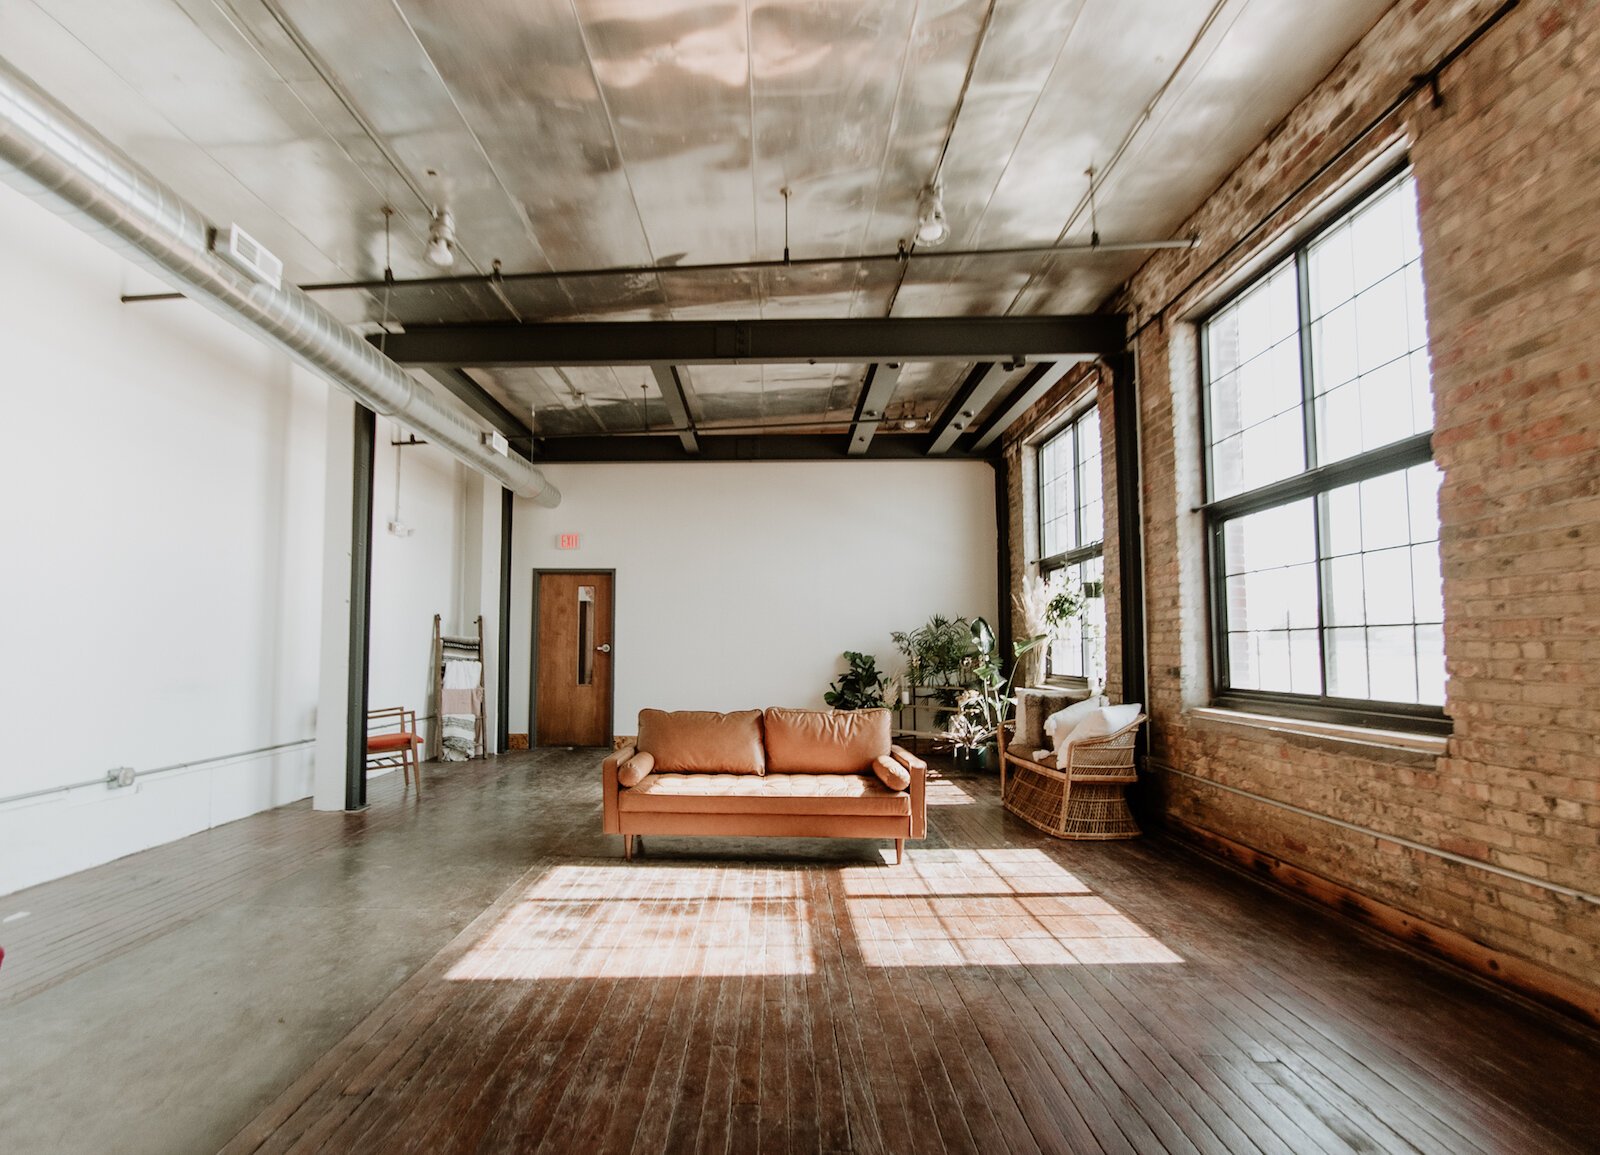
[617,749,655,787]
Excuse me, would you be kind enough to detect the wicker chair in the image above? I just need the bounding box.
[1000,691,1145,840]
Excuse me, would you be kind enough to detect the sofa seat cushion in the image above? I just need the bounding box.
[637,709,766,775]
[763,707,891,773]
[618,772,910,818]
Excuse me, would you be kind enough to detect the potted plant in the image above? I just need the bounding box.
[823,651,893,710]
[943,617,1045,770]
[891,614,975,688]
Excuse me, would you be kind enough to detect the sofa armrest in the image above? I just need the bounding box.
[889,745,927,840]
[601,745,635,834]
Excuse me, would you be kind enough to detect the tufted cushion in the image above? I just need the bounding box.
[763,707,890,773]
[617,749,655,788]
[618,772,909,817]
[637,709,766,775]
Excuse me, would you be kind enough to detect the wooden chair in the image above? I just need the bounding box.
[1001,714,1146,840]
[366,706,425,790]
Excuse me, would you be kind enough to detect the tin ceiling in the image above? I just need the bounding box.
[4,0,1394,456]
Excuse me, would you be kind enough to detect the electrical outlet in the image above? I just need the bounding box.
[388,520,414,537]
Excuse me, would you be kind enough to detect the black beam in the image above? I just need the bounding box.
[1110,353,1146,709]
[497,487,513,755]
[848,362,903,456]
[650,364,699,454]
[379,315,1127,368]
[994,456,1013,678]
[970,360,1077,451]
[421,366,535,455]
[346,404,376,811]
[929,363,1007,455]
[528,433,981,463]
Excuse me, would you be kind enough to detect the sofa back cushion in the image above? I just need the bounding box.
[764,707,891,773]
[637,709,766,775]
[1010,688,1080,753]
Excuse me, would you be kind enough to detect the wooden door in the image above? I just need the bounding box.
[534,571,614,747]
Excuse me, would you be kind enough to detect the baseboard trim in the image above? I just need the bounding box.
[1166,817,1600,1033]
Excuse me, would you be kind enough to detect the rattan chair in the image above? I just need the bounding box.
[1001,713,1145,840]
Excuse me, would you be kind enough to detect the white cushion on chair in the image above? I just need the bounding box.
[1057,703,1142,768]
[1043,695,1107,750]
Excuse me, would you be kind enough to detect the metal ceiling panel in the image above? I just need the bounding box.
[747,0,916,268]
[394,0,662,274]
[572,0,757,266]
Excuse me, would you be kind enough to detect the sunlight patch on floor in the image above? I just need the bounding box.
[843,849,1183,967]
[445,863,815,979]
[924,774,978,806]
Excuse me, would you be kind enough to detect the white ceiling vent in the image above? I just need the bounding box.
[211,223,283,290]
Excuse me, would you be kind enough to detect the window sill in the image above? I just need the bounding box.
[1188,707,1448,756]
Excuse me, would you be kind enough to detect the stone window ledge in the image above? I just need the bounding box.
[1187,707,1448,757]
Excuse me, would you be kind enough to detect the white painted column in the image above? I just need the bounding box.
[314,392,357,809]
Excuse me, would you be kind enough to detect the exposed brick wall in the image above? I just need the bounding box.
[1002,0,1600,994]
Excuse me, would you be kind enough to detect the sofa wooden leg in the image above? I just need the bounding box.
[895,838,904,865]
[623,835,633,861]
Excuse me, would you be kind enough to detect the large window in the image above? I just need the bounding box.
[1039,407,1105,681]
[1202,168,1446,731]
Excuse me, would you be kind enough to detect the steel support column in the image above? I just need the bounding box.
[345,404,376,810]
[1110,353,1146,709]
[498,487,513,753]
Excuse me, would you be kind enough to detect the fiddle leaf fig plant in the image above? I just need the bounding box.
[824,651,892,711]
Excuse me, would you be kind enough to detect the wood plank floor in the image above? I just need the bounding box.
[205,756,1599,1155]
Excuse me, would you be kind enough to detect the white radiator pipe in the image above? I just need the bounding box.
[0,54,558,506]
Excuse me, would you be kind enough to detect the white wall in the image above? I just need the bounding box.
[0,179,328,894]
[508,460,998,736]
[367,424,471,753]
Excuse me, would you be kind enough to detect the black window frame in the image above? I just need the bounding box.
[1037,403,1104,684]
[1199,163,1449,735]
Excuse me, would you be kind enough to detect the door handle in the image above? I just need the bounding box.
[596,643,611,653]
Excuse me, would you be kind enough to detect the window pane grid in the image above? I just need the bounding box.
[1039,409,1104,562]
[1202,170,1444,718]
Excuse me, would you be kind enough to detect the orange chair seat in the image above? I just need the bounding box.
[368,732,422,752]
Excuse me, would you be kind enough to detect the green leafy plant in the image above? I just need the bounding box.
[891,614,976,687]
[942,617,1046,749]
[824,651,892,710]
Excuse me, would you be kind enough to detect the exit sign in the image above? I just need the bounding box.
[556,533,581,550]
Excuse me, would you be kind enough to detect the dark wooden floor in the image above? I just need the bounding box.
[210,758,1599,1155]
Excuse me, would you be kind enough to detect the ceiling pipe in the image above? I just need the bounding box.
[118,236,1202,304]
[0,54,558,507]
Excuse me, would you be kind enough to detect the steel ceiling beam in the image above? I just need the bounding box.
[969,361,1075,451]
[650,365,699,454]
[529,433,972,463]
[928,363,1008,455]
[424,367,536,455]
[848,362,903,456]
[375,316,1126,368]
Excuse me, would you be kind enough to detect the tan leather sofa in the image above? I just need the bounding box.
[602,707,927,863]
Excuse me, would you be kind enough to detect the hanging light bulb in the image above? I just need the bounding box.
[914,181,949,247]
[425,206,456,267]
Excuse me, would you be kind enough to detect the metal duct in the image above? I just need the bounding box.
[0,55,558,507]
